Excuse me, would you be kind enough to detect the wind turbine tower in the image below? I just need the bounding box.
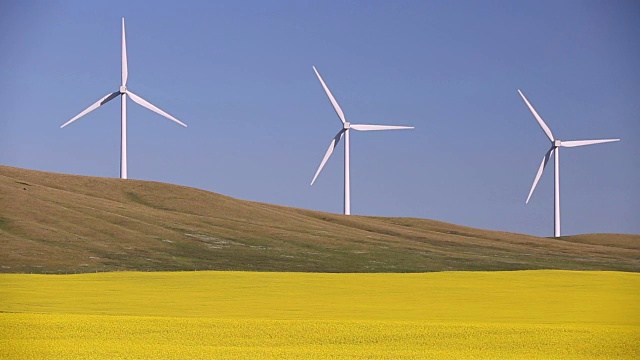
[310,66,414,215]
[61,18,187,179]
[518,89,619,237]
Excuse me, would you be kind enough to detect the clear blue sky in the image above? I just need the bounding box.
[1,0,638,237]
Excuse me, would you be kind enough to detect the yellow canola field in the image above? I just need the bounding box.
[1,270,639,359]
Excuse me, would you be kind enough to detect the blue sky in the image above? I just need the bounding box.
[1,0,638,237]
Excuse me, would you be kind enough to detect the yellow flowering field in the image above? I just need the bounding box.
[1,270,638,359]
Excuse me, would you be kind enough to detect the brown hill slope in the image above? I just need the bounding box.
[1,165,638,273]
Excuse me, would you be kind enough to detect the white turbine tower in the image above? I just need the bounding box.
[310,66,414,215]
[61,18,187,179]
[518,89,619,237]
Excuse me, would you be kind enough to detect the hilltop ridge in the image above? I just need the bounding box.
[1,165,638,273]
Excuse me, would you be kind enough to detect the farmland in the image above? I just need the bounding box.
[1,166,639,357]
[1,270,639,358]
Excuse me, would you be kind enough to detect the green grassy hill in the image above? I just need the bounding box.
[1,165,638,273]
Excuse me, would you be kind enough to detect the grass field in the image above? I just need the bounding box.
[1,270,639,358]
[2,165,639,273]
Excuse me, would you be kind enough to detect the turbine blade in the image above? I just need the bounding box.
[122,18,128,86]
[518,89,554,141]
[560,139,620,147]
[60,91,120,128]
[313,66,346,124]
[127,91,187,127]
[350,124,414,131]
[310,130,345,185]
[526,147,554,204]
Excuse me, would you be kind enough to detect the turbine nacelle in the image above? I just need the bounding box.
[120,85,127,94]
[343,122,351,130]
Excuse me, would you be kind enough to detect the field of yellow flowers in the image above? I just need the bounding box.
[1,270,638,359]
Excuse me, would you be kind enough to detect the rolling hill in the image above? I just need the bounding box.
[1,165,638,273]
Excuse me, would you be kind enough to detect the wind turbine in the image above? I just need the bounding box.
[518,89,619,237]
[61,18,187,179]
[310,66,414,215]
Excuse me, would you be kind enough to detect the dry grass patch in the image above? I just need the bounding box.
[1,165,639,273]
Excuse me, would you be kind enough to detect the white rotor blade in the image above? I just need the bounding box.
[310,130,345,185]
[526,147,554,204]
[313,66,346,124]
[122,18,128,86]
[560,139,620,148]
[127,91,187,127]
[60,91,120,128]
[350,124,414,131]
[518,89,554,141]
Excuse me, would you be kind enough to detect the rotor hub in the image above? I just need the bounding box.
[343,122,351,130]
[554,140,562,147]
[120,85,127,94]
